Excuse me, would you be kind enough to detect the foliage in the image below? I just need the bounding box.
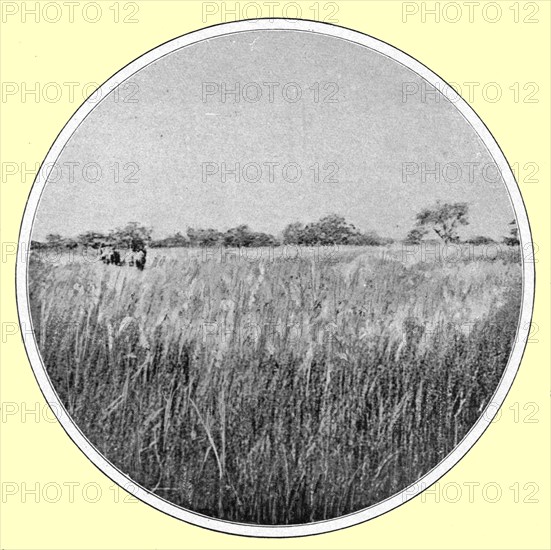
[186,227,224,247]
[404,228,426,245]
[465,235,496,246]
[151,232,189,248]
[77,230,109,248]
[185,225,279,248]
[34,216,383,250]
[223,225,279,247]
[283,214,382,246]
[45,233,63,245]
[282,221,304,245]
[503,220,520,246]
[111,222,152,251]
[414,201,470,243]
[40,233,79,250]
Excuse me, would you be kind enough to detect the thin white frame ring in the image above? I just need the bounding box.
[16,19,535,538]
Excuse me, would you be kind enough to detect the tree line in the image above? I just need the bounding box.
[33,203,521,250]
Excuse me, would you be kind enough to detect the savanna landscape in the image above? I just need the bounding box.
[28,210,523,524]
[20,24,532,531]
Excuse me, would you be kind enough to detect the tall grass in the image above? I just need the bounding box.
[28,246,522,524]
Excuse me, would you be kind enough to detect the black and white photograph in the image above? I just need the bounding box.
[18,19,533,536]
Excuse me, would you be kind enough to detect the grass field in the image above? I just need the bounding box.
[28,244,522,524]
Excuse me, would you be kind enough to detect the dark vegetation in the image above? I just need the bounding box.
[32,205,521,252]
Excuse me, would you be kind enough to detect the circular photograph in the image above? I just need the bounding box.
[18,20,533,537]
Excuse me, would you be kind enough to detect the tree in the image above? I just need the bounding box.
[187,227,224,247]
[283,215,381,246]
[64,238,78,250]
[404,228,426,245]
[223,225,279,247]
[282,222,304,245]
[30,240,47,250]
[503,220,520,246]
[168,231,188,247]
[349,230,383,246]
[250,231,279,247]
[150,231,189,248]
[112,222,152,251]
[77,230,108,249]
[313,214,359,245]
[465,235,495,246]
[414,202,469,244]
[45,233,64,248]
[186,227,201,246]
[224,225,255,247]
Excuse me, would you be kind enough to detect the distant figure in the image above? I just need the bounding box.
[127,245,146,270]
[100,246,114,264]
[100,246,123,266]
[100,242,145,269]
[133,248,146,270]
[112,249,122,266]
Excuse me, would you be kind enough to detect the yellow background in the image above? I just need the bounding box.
[0,1,549,548]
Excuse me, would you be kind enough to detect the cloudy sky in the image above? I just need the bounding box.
[33,30,516,241]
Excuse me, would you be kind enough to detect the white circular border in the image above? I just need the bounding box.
[16,19,535,538]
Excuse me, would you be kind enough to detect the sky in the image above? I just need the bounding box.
[32,30,516,241]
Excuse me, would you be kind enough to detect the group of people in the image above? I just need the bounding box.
[100,245,147,270]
